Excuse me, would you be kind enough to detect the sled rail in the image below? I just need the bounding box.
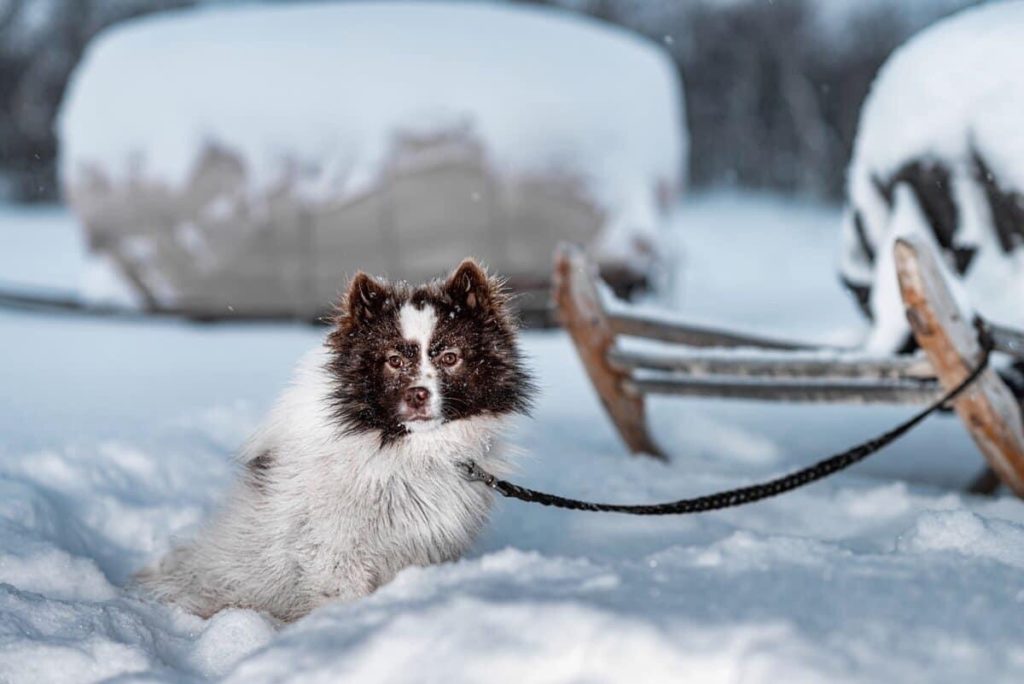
[554,240,1024,497]
[608,347,934,380]
[606,311,816,350]
[628,375,940,404]
[554,243,950,459]
[990,322,1024,359]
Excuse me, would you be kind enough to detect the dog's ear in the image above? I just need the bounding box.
[445,258,496,312]
[344,272,389,325]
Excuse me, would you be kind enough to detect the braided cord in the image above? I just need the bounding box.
[462,329,994,516]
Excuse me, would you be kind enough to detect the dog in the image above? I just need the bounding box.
[136,259,535,621]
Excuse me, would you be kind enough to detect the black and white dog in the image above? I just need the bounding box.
[138,259,534,621]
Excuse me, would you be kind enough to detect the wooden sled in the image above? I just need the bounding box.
[553,240,1024,495]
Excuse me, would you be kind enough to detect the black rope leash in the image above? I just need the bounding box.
[461,320,996,515]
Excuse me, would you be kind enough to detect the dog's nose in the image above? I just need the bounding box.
[404,386,430,409]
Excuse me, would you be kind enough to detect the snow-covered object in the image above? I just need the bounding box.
[57,2,686,315]
[839,2,1024,352]
[810,0,975,49]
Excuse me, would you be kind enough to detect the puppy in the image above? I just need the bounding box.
[137,259,535,621]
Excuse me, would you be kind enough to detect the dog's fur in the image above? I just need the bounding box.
[136,259,534,621]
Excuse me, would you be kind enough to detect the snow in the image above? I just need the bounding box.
[57,2,684,237]
[4,193,1024,682]
[809,0,974,49]
[841,2,1024,351]
[849,3,1024,189]
[639,192,864,348]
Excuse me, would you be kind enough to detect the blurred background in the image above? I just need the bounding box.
[0,0,980,204]
[1,0,996,327]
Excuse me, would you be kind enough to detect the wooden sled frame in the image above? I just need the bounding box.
[553,240,1024,495]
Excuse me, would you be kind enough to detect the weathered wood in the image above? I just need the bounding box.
[895,235,1024,496]
[553,243,665,459]
[627,375,941,404]
[608,346,935,381]
[608,311,816,350]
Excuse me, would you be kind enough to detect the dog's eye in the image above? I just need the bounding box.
[439,351,460,367]
[387,354,404,369]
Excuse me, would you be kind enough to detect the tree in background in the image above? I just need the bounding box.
[550,0,980,198]
[0,0,192,201]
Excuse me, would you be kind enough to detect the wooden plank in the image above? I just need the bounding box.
[608,346,935,381]
[627,375,941,404]
[608,311,817,350]
[553,243,665,459]
[894,235,1024,496]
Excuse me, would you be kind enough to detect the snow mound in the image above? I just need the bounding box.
[839,2,1024,350]
[897,509,1024,568]
[191,609,277,677]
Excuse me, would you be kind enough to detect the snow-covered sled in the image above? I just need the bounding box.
[839,2,1024,353]
[57,2,685,322]
[557,2,1024,493]
[554,238,1024,496]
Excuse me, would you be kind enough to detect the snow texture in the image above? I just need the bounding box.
[57,2,685,239]
[841,1,1024,352]
[3,193,1024,682]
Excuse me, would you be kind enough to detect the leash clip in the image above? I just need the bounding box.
[459,460,498,488]
[973,315,995,354]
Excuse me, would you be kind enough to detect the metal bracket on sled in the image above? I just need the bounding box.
[552,241,1024,496]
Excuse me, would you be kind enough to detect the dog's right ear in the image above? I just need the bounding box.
[343,272,388,326]
[445,258,495,312]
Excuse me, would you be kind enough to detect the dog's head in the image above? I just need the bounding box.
[327,259,535,445]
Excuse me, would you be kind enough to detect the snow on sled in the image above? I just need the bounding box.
[555,2,1024,490]
[56,2,685,323]
[838,2,1024,355]
[554,236,1024,495]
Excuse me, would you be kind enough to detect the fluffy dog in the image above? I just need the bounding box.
[137,259,534,621]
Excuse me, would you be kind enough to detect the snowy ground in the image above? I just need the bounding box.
[2,193,1024,683]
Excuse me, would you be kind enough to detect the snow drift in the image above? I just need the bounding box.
[839,1,1024,352]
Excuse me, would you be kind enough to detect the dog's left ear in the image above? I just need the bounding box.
[344,271,389,326]
[445,258,495,311]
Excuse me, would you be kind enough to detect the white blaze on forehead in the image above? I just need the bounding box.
[398,302,437,353]
[398,302,441,419]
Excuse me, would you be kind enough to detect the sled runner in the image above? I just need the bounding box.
[893,236,1024,496]
[553,240,1024,495]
